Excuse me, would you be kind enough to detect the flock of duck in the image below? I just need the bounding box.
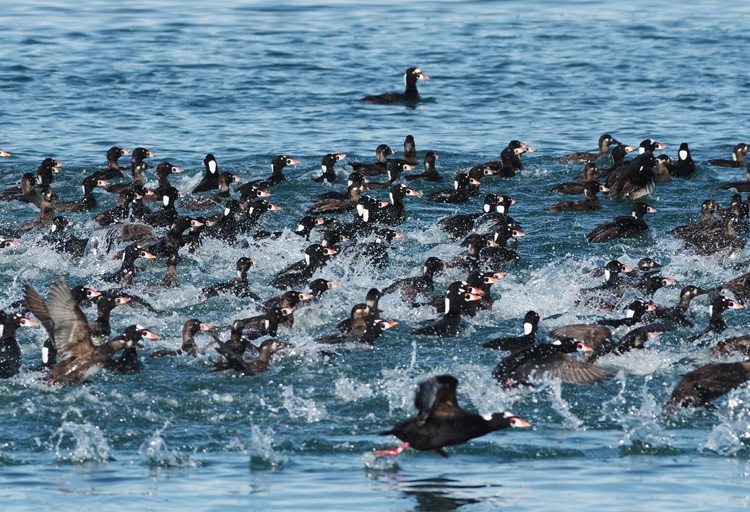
[2,68,750,458]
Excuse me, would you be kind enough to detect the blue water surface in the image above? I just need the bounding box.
[2,0,750,510]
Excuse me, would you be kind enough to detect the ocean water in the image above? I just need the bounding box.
[2,0,750,510]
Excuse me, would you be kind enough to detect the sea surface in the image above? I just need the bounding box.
[2,0,750,510]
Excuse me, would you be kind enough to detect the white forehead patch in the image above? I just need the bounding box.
[136,324,145,330]
[524,322,533,335]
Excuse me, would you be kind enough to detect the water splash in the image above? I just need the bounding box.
[334,377,374,402]
[139,423,198,468]
[52,421,111,464]
[281,385,327,422]
[249,425,286,470]
[701,388,750,456]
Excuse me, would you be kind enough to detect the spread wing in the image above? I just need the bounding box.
[549,324,612,345]
[534,356,614,384]
[415,374,459,419]
[24,282,55,342]
[43,279,93,360]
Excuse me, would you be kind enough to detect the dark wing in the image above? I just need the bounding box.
[667,363,749,412]
[23,282,55,341]
[549,324,612,346]
[42,278,93,360]
[213,336,253,374]
[534,356,614,384]
[617,322,671,352]
[415,374,459,419]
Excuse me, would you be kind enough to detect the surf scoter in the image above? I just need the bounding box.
[213,338,290,375]
[383,256,446,303]
[313,153,347,183]
[96,146,131,180]
[586,202,656,243]
[666,360,750,414]
[707,143,750,168]
[483,311,541,351]
[426,173,480,204]
[0,311,38,378]
[545,181,609,212]
[201,257,261,300]
[104,324,160,374]
[374,374,530,458]
[470,140,536,178]
[23,279,147,386]
[150,319,213,358]
[193,153,220,193]
[492,337,613,387]
[412,282,483,336]
[557,134,621,163]
[350,144,396,176]
[362,67,430,105]
[668,142,696,177]
[404,151,440,182]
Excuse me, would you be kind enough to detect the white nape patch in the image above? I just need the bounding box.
[423,265,428,275]
[50,224,57,233]
[444,297,451,313]
[524,322,533,335]
[362,209,370,222]
[264,320,270,330]
[639,147,646,154]
[403,72,407,87]
[297,223,305,232]
[482,413,493,421]
[552,339,561,345]
[604,269,611,281]
[304,254,311,266]
[237,270,242,280]
[732,154,737,161]
[0,325,4,338]
[136,324,145,330]
[497,205,506,214]
[41,346,49,364]
[208,160,217,173]
[356,204,364,216]
[347,180,353,187]
[453,180,459,190]
[631,211,638,218]
[248,207,255,215]
[626,309,636,318]
[321,165,327,173]
[679,149,688,160]
[81,185,86,194]
[709,305,714,317]
[223,207,230,216]
[163,196,170,207]
[483,204,490,212]
[389,192,395,204]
